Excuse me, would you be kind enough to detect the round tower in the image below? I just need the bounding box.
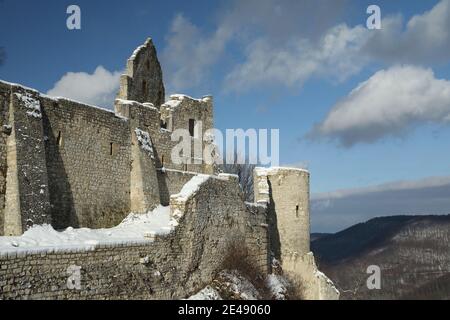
[254,167,310,260]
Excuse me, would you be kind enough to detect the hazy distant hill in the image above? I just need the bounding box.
[310,233,331,242]
[311,215,450,300]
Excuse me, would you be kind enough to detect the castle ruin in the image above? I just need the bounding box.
[0,38,338,300]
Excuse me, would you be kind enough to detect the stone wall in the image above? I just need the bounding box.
[254,167,310,259]
[115,97,213,175]
[283,252,340,300]
[0,173,269,299]
[169,173,270,274]
[0,80,216,234]
[42,97,132,229]
[253,167,339,300]
[117,38,165,107]
[2,84,52,236]
[157,169,198,206]
[114,97,210,175]
[0,82,10,236]
[244,201,271,272]
[1,36,217,234]
[0,81,139,234]
[160,94,214,174]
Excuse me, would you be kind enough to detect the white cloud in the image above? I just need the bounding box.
[365,0,450,64]
[161,14,233,93]
[224,24,368,92]
[160,0,347,93]
[224,0,450,92]
[46,0,450,107]
[195,0,450,91]
[312,175,450,202]
[46,66,121,109]
[310,65,450,146]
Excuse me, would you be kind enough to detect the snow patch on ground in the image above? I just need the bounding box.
[218,270,260,300]
[266,274,289,300]
[0,205,175,252]
[187,286,222,300]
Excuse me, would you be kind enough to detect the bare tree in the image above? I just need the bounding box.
[220,153,255,202]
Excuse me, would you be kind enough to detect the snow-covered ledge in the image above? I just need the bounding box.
[0,205,178,256]
[169,173,239,223]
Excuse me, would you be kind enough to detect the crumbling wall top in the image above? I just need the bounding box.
[117,38,165,108]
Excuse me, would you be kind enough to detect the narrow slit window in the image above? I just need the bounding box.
[56,131,62,146]
[295,205,299,218]
[142,80,147,96]
[110,142,118,156]
[189,119,195,137]
[161,155,165,167]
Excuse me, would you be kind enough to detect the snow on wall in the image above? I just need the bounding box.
[135,128,155,159]
[14,92,42,118]
[187,286,222,300]
[161,94,212,113]
[0,171,270,300]
[4,85,53,235]
[170,174,210,202]
[0,206,175,254]
[255,166,309,176]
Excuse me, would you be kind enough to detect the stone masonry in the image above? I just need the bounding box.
[0,38,338,299]
[0,174,269,299]
[0,38,214,235]
[254,167,339,299]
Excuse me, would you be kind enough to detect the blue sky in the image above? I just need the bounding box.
[2,0,450,232]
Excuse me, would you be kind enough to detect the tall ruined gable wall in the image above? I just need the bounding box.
[118,38,165,107]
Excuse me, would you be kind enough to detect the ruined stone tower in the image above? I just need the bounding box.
[254,167,310,261]
[254,167,339,299]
